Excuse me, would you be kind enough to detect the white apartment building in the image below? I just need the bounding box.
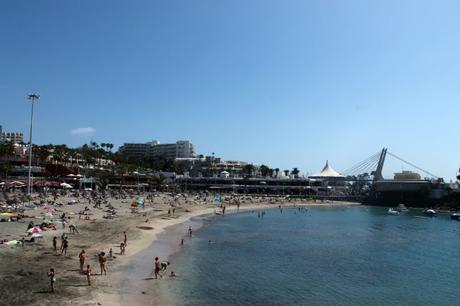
[120,140,196,160]
[0,131,24,143]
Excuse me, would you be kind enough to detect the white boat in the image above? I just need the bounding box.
[388,208,400,215]
[424,209,436,216]
[396,204,409,212]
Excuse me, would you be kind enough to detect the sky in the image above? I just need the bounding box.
[1,0,459,180]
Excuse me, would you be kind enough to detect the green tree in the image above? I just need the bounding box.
[0,141,14,155]
[260,164,271,177]
[0,161,12,179]
[243,164,254,178]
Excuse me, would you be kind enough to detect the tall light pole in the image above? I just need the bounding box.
[27,93,40,198]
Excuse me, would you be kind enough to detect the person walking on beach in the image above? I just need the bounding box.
[47,268,55,293]
[180,238,184,246]
[99,252,107,275]
[79,250,86,271]
[85,265,92,286]
[188,226,193,237]
[123,231,127,247]
[154,257,161,279]
[120,242,125,255]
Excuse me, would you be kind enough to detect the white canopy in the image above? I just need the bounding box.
[310,161,344,178]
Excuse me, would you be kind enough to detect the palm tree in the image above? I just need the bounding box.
[260,164,270,177]
[283,170,290,177]
[292,167,300,178]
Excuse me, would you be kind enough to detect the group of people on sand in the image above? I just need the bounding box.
[153,257,175,279]
[46,230,128,292]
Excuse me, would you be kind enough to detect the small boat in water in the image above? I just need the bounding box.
[450,213,460,220]
[396,204,409,212]
[424,209,437,216]
[388,208,400,215]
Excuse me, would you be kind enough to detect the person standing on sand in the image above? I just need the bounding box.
[180,238,184,246]
[47,268,55,293]
[52,236,57,252]
[79,250,86,271]
[120,242,125,255]
[154,257,161,279]
[85,265,92,286]
[123,231,127,247]
[61,238,69,256]
[99,252,107,275]
[188,226,192,237]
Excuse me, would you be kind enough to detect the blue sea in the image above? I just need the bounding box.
[161,206,460,306]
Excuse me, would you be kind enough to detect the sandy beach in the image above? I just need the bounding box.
[0,191,359,305]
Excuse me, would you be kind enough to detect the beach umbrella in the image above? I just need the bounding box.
[61,183,73,189]
[27,227,42,234]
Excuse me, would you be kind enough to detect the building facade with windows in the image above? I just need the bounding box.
[0,128,24,144]
[119,140,196,160]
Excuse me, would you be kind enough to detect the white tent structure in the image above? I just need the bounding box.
[309,161,345,178]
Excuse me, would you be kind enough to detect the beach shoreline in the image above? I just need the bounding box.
[0,192,360,306]
[105,201,361,306]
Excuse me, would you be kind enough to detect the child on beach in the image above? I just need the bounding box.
[47,268,55,293]
[161,261,170,271]
[85,265,92,286]
[154,257,161,279]
[52,236,57,252]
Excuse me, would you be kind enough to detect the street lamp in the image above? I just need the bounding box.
[27,93,40,198]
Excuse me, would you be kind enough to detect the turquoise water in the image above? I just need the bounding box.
[164,206,460,305]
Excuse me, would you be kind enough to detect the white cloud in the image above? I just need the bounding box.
[71,127,96,136]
